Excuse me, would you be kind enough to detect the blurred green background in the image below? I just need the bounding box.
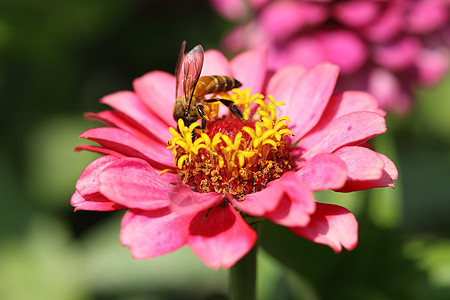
[0,1,449,299]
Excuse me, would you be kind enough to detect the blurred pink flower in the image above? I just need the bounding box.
[211,0,450,114]
[72,48,397,269]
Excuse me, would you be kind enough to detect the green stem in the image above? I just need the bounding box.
[229,244,257,300]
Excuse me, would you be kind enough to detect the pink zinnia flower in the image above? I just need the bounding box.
[71,47,397,269]
[210,0,450,114]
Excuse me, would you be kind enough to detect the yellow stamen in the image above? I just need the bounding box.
[167,88,295,198]
[177,155,189,169]
[243,127,256,139]
[159,168,174,175]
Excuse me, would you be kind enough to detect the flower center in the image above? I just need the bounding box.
[167,89,294,200]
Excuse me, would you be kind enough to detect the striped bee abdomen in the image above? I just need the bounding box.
[194,76,242,98]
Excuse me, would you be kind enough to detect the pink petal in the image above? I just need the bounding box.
[85,110,117,127]
[80,127,174,169]
[209,0,248,21]
[415,48,450,85]
[169,184,224,214]
[188,203,257,269]
[101,91,174,143]
[259,1,327,42]
[263,172,316,227]
[133,71,176,127]
[367,68,412,114]
[98,157,171,210]
[74,144,125,158]
[201,49,233,77]
[71,190,124,211]
[231,179,285,216]
[406,0,449,34]
[281,30,367,73]
[249,0,269,10]
[222,23,267,54]
[75,155,120,196]
[290,203,358,253]
[303,90,386,141]
[298,112,386,161]
[86,110,170,154]
[281,36,325,69]
[323,91,386,122]
[362,2,404,42]
[282,63,340,139]
[334,0,380,27]
[158,171,179,184]
[316,30,367,74]
[266,65,306,110]
[297,153,348,191]
[334,146,384,181]
[373,37,421,70]
[221,25,248,54]
[378,153,398,181]
[230,48,267,93]
[86,110,130,128]
[337,152,398,192]
[121,208,194,259]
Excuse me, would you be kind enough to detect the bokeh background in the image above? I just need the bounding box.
[1,1,449,299]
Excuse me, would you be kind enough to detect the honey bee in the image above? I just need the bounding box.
[173,41,243,131]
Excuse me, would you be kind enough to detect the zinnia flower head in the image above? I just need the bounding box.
[210,0,450,114]
[71,46,397,269]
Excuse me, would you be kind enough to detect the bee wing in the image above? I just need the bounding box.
[183,45,204,110]
[175,41,186,100]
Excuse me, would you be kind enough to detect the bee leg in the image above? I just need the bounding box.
[196,105,207,131]
[203,98,244,120]
[214,98,244,120]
